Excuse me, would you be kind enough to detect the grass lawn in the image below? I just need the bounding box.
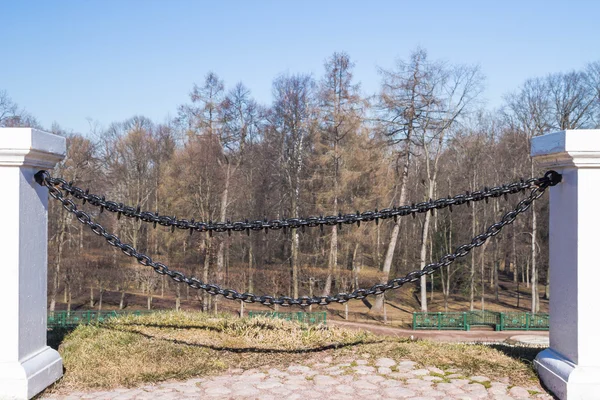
[47,311,544,392]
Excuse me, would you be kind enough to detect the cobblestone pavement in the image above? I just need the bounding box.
[42,355,553,400]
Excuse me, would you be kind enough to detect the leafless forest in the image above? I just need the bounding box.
[3,49,599,320]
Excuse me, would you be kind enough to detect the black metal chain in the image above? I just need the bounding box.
[36,171,559,236]
[36,170,561,307]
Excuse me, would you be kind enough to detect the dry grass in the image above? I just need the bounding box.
[53,311,373,391]
[346,341,540,386]
[49,311,541,392]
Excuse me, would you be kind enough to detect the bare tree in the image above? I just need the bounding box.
[505,78,552,314]
[269,74,317,298]
[318,52,364,296]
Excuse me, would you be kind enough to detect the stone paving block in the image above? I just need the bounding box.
[388,371,415,379]
[469,375,491,383]
[353,365,376,374]
[446,387,467,396]
[204,386,232,396]
[288,365,311,373]
[356,390,382,398]
[383,386,417,398]
[365,374,386,383]
[352,379,379,390]
[422,375,444,381]
[421,389,447,397]
[489,386,508,395]
[427,366,445,375]
[337,375,354,383]
[509,386,531,398]
[398,360,417,368]
[407,378,433,385]
[413,368,432,376]
[378,366,392,374]
[267,368,287,377]
[375,357,396,367]
[270,387,292,396]
[335,384,355,394]
[450,378,472,386]
[492,395,514,400]
[255,380,283,389]
[313,375,339,386]
[381,379,402,387]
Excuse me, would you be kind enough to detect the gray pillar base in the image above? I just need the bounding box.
[535,348,600,400]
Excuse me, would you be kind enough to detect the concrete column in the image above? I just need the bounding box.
[0,128,66,399]
[532,129,600,400]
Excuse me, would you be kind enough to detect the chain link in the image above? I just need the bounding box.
[36,170,561,307]
[36,171,561,236]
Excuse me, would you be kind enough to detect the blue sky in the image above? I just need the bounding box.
[1,0,598,134]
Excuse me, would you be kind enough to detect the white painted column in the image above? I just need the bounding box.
[0,128,66,399]
[532,129,600,400]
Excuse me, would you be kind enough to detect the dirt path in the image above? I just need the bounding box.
[329,319,548,343]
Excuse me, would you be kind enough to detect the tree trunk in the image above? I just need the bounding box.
[90,286,94,308]
[291,229,299,298]
[470,204,476,311]
[322,224,337,296]
[202,236,211,312]
[119,290,126,310]
[525,256,530,288]
[373,133,412,312]
[50,216,68,313]
[98,288,104,311]
[308,278,314,312]
[382,294,387,324]
[419,201,433,312]
[248,244,254,293]
[480,244,489,311]
[216,161,232,307]
[531,203,539,313]
[175,284,181,311]
[512,226,518,283]
[290,181,300,298]
[351,243,360,290]
[429,240,434,304]
[66,281,72,314]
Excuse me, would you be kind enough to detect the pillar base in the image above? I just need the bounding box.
[0,346,62,399]
[535,348,600,400]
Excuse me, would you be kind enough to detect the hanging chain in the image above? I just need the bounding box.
[37,172,558,236]
[36,170,561,307]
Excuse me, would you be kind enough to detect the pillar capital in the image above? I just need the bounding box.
[0,128,66,168]
[532,129,600,168]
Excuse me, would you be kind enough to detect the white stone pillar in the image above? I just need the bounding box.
[0,128,66,399]
[532,129,600,400]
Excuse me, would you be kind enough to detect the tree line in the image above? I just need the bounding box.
[2,48,599,316]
